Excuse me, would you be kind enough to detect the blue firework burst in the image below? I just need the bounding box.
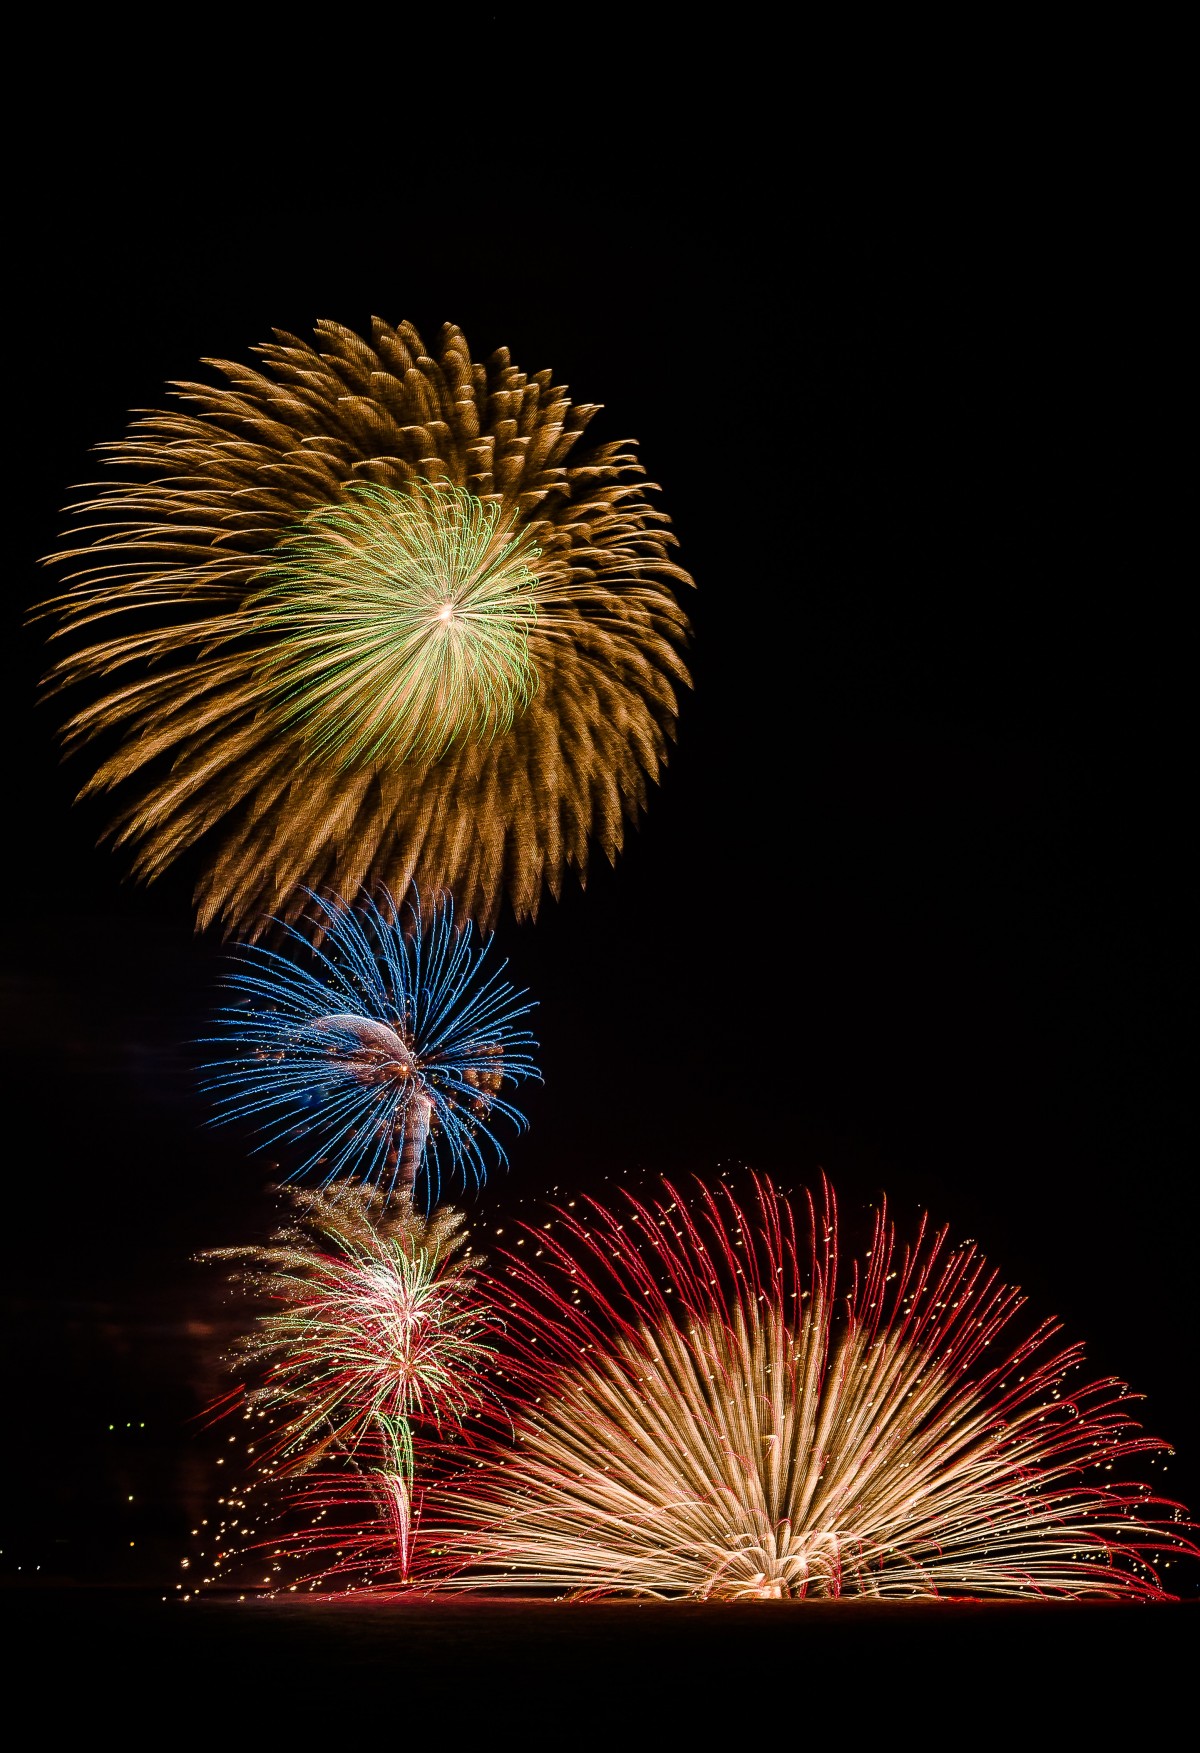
[203,889,539,1199]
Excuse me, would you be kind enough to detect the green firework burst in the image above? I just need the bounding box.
[251,480,541,766]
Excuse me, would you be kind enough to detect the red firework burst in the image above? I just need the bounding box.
[428,1175,1196,1600]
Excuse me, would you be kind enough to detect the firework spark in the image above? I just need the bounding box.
[438,1176,1195,1599]
[203,887,539,1198]
[38,317,693,933]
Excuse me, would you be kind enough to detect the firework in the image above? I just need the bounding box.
[438,1176,1195,1599]
[39,317,693,933]
[204,1180,495,1474]
[200,1180,497,1589]
[256,480,540,768]
[229,1234,494,1473]
[203,886,539,1198]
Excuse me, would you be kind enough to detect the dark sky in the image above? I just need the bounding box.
[4,95,1194,1594]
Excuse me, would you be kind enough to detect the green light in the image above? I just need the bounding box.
[249,480,541,768]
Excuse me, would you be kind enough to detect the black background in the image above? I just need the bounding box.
[4,41,1195,1680]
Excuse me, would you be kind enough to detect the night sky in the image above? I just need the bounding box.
[5,78,1194,1635]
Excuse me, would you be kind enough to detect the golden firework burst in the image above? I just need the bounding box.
[39,318,693,932]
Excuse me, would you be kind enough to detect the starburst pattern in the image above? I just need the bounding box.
[203,887,539,1198]
[201,1181,495,1588]
[227,1231,495,1474]
[254,480,540,767]
[439,1176,1195,1599]
[38,316,693,932]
